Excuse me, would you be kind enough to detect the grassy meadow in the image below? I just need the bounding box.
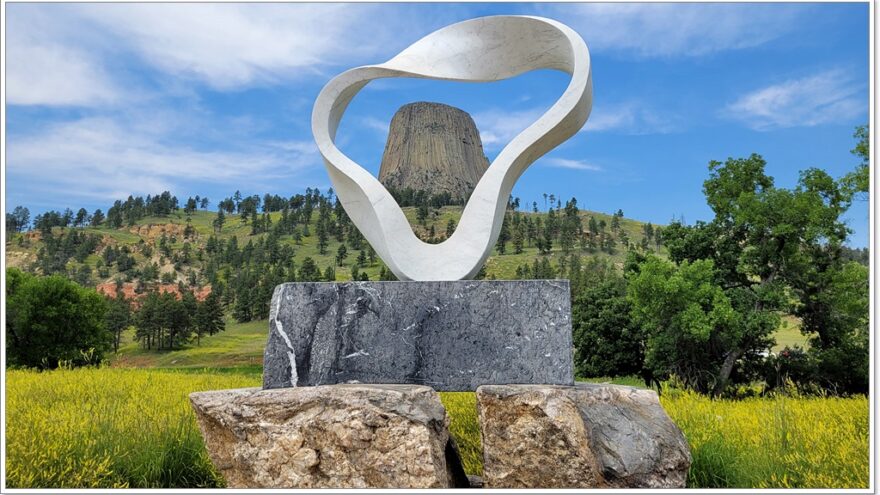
[4,366,868,489]
[5,313,829,489]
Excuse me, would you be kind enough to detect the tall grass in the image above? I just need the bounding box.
[440,392,482,475]
[5,368,869,488]
[661,386,869,488]
[5,368,259,488]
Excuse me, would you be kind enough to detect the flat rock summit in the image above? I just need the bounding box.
[379,102,489,201]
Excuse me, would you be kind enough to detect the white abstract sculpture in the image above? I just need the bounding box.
[312,15,592,281]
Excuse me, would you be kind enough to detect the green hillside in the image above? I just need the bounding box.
[111,318,266,370]
[5,205,665,284]
[8,202,811,368]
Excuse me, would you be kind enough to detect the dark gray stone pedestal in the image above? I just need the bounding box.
[263,280,573,391]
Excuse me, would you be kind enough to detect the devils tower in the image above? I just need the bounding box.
[379,102,490,202]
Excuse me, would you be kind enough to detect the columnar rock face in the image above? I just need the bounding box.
[262,281,574,391]
[190,384,468,488]
[476,384,691,489]
[378,102,490,201]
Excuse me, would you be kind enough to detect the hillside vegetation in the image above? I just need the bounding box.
[5,203,661,284]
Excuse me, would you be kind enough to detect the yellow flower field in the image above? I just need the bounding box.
[4,368,869,488]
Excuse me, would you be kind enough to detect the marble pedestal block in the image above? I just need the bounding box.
[263,281,573,391]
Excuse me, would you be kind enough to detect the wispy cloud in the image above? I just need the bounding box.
[548,3,804,58]
[75,4,383,90]
[542,158,603,172]
[473,107,546,151]
[722,69,866,130]
[583,101,678,134]
[6,115,320,202]
[5,3,448,104]
[359,117,391,135]
[5,7,123,106]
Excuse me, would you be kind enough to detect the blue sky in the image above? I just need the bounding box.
[4,3,870,246]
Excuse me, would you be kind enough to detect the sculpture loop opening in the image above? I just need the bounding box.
[312,15,592,281]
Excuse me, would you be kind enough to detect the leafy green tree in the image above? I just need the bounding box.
[657,153,862,394]
[6,268,110,368]
[841,125,868,200]
[627,256,740,395]
[572,277,643,378]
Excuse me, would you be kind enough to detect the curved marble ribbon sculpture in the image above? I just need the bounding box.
[312,15,592,280]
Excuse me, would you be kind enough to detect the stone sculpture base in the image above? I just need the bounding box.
[263,281,573,391]
[190,384,468,489]
[476,383,691,488]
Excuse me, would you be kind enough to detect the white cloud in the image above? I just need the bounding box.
[6,116,319,202]
[722,70,866,130]
[5,7,122,106]
[360,117,391,135]
[473,107,546,151]
[549,3,803,57]
[74,4,382,90]
[5,3,446,104]
[542,158,603,172]
[583,101,678,134]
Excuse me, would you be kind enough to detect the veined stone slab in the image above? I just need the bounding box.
[263,280,573,391]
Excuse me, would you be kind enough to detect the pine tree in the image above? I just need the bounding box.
[105,293,131,353]
[336,244,348,266]
[496,216,511,254]
[513,223,525,254]
[195,291,225,343]
[316,219,329,255]
[213,209,225,233]
[446,219,456,238]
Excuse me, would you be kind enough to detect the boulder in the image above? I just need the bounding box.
[190,384,468,488]
[476,383,691,488]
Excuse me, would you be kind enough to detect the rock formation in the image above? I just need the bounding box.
[190,384,469,488]
[378,102,489,201]
[476,383,691,488]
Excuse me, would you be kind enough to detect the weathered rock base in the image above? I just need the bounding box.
[190,384,468,488]
[477,383,691,489]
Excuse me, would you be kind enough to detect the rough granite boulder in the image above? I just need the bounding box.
[476,383,691,489]
[190,384,468,488]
